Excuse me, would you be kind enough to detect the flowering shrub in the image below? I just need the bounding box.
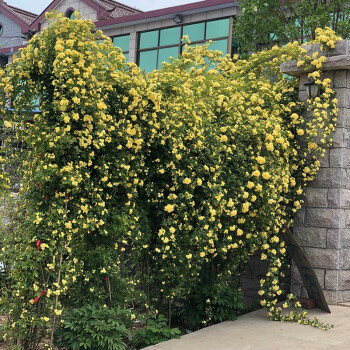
[0,13,338,348]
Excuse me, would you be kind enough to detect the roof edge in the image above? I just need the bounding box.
[96,0,238,29]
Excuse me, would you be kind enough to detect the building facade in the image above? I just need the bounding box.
[0,0,238,69]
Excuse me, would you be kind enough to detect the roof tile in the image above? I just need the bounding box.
[3,2,37,25]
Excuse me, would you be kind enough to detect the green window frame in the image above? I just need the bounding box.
[137,18,232,73]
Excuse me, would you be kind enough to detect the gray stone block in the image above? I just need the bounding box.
[325,270,339,290]
[304,187,328,207]
[337,108,350,128]
[293,226,327,248]
[339,270,350,289]
[335,88,350,109]
[334,70,347,88]
[347,70,350,88]
[341,229,350,248]
[322,290,339,305]
[342,169,349,188]
[331,128,344,148]
[314,268,326,288]
[338,108,350,129]
[294,207,305,225]
[326,40,349,57]
[330,148,342,168]
[344,128,350,147]
[343,209,350,228]
[311,168,342,188]
[339,290,350,303]
[303,247,339,269]
[301,43,321,56]
[340,249,350,269]
[305,208,340,228]
[327,229,341,249]
[319,149,330,168]
[328,188,341,207]
[342,189,350,208]
[343,148,350,168]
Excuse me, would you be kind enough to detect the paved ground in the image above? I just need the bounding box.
[145,304,350,350]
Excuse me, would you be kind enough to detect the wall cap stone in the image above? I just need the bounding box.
[281,40,350,77]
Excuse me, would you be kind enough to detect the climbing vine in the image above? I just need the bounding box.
[0,13,338,349]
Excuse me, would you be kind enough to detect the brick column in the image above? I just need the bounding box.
[282,40,350,305]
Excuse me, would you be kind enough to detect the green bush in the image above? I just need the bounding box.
[179,270,245,327]
[131,314,180,349]
[54,304,130,350]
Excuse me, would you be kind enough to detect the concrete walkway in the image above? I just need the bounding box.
[145,305,350,350]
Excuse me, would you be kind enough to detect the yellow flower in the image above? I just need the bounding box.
[242,202,250,213]
[164,204,174,213]
[262,172,271,180]
[256,156,265,164]
[252,170,260,177]
[220,135,228,142]
[247,181,254,189]
[97,101,107,110]
[197,178,203,186]
[183,178,191,185]
[227,198,234,207]
[266,143,274,151]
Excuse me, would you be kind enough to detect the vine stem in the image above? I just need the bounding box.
[49,252,63,348]
[49,199,67,348]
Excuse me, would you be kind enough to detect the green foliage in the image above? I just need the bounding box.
[0,13,338,348]
[131,314,180,349]
[179,270,245,327]
[54,304,130,350]
[234,0,350,53]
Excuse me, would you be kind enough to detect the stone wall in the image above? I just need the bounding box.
[282,40,350,304]
[0,12,24,49]
[41,0,98,29]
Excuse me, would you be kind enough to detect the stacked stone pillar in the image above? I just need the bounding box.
[282,40,350,305]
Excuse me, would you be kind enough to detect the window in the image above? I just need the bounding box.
[137,18,231,73]
[0,24,3,37]
[112,34,130,61]
[65,8,75,20]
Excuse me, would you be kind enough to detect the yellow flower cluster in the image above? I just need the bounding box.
[0,12,338,344]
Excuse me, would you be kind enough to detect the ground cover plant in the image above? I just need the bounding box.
[0,13,339,349]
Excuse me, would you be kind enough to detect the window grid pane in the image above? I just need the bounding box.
[113,34,130,53]
[157,46,179,68]
[183,22,205,42]
[139,50,158,73]
[137,18,232,72]
[160,27,181,46]
[206,18,230,39]
[139,30,159,49]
